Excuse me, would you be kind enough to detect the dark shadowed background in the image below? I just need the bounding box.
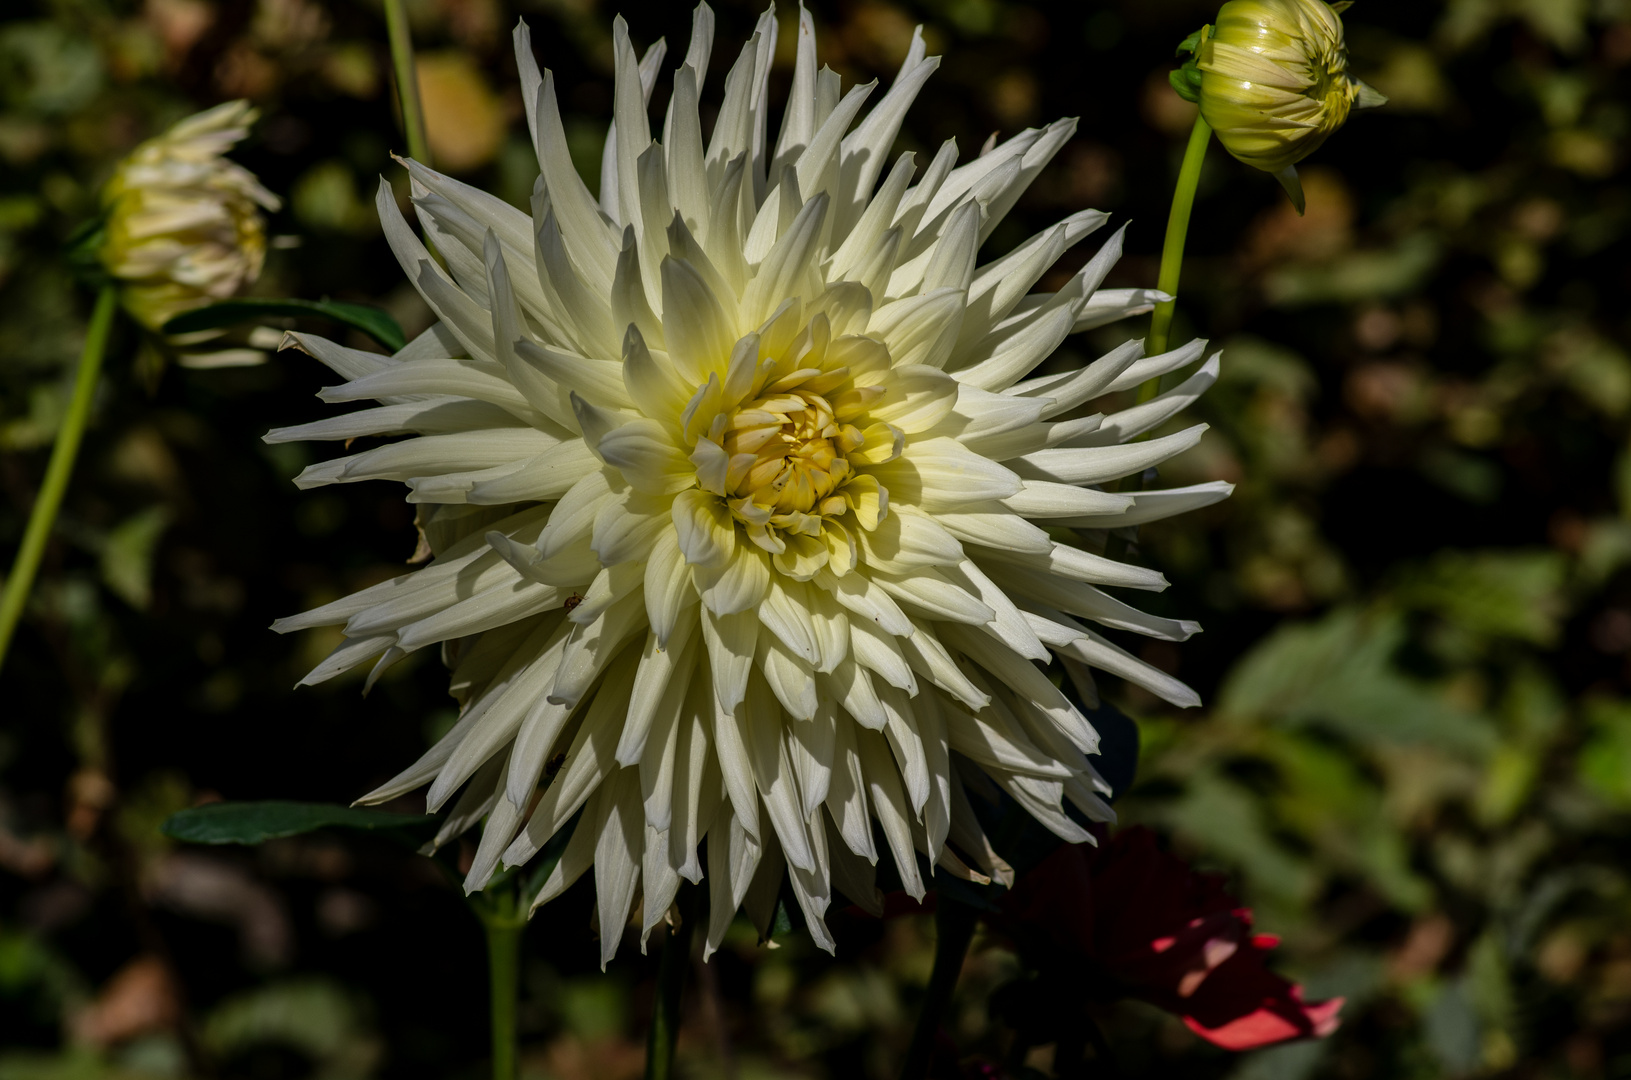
[3,0,1631,1077]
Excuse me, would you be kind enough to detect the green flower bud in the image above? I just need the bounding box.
[98,101,281,331]
[1194,0,1384,209]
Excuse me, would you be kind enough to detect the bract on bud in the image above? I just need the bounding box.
[99,101,281,331]
[1191,0,1384,210]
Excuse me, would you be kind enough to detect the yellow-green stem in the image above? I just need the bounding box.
[0,285,118,672]
[479,900,525,1080]
[1141,112,1212,403]
[383,0,433,167]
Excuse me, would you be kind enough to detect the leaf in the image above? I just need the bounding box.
[100,505,171,610]
[1393,549,1567,646]
[162,298,406,352]
[1218,607,1497,756]
[161,801,436,846]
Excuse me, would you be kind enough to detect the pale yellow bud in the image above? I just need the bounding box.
[1196,0,1384,183]
[99,101,282,331]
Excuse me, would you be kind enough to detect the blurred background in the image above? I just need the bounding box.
[3,0,1631,1077]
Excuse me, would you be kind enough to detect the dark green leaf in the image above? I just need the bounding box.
[162,298,406,352]
[161,800,436,845]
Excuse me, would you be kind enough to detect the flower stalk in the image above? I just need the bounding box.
[645,886,697,1080]
[0,285,119,671]
[1143,112,1213,398]
[383,0,433,168]
[473,889,527,1080]
[900,896,979,1080]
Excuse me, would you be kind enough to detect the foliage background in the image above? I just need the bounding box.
[3,0,1631,1077]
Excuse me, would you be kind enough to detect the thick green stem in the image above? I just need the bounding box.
[899,897,979,1080]
[1142,112,1212,401]
[383,0,432,167]
[0,285,117,672]
[478,900,525,1080]
[645,892,696,1080]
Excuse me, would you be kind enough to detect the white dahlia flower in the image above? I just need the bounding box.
[271,5,1230,962]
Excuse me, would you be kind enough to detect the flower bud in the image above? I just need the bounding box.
[99,101,282,331]
[1195,0,1384,207]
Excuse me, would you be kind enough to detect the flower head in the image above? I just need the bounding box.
[273,4,1230,964]
[1191,0,1384,207]
[99,100,281,331]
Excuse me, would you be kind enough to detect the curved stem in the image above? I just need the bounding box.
[383,0,432,167]
[0,285,117,672]
[899,896,978,1080]
[645,886,697,1080]
[476,894,526,1080]
[1141,112,1212,401]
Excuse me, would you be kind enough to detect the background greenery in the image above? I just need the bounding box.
[3,0,1630,1077]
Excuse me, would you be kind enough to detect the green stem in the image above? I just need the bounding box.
[383,0,432,167]
[0,285,118,672]
[645,888,696,1080]
[1141,112,1212,401]
[478,898,525,1080]
[899,896,978,1080]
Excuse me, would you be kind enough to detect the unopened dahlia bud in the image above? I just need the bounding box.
[1185,0,1384,209]
[99,101,282,331]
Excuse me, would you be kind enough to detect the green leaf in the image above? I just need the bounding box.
[1169,24,1210,104]
[100,505,171,610]
[1393,549,1567,646]
[162,298,406,352]
[161,800,435,846]
[1218,607,1497,755]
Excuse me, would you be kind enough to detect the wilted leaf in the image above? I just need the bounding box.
[161,801,435,846]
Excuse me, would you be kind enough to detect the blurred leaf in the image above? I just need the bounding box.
[290,160,379,235]
[204,978,379,1075]
[1423,977,1482,1073]
[0,24,102,114]
[1419,446,1503,505]
[162,299,405,352]
[99,506,170,610]
[1165,771,1319,903]
[1218,607,1497,754]
[161,801,435,845]
[1264,236,1440,306]
[1579,700,1631,807]
[1394,550,1567,646]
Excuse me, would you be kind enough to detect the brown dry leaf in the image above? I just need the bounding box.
[143,0,214,69]
[416,52,505,172]
[1242,166,1355,270]
[73,955,180,1047]
[530,1035,646,1080]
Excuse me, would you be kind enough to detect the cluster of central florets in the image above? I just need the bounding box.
[683,306,895,568]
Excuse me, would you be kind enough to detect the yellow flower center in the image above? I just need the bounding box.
[717,371,864,530]
[682,307,897,564]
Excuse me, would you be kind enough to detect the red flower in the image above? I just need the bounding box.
[995,827,1342,1050]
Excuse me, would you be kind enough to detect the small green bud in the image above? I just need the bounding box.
[1193,0,1385,209]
